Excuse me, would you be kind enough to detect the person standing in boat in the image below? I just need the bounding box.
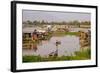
[32,29,38,41]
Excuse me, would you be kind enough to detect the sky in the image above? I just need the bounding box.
[22,10,91,22]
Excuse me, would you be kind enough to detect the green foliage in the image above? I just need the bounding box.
[66,32,79,36]
[23,49,91,62]
[75,49,91,59]
[53,31,78,36]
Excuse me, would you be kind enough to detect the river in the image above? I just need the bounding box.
[22,35,80,57]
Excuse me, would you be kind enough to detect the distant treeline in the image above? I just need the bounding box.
[23,20,91,25]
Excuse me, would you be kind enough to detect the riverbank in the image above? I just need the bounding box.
[52,31,78,36]
[23,48,91,62]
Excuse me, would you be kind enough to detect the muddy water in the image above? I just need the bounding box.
[23,35,80,57]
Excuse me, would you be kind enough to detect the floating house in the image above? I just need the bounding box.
[22,27,46,49]
[79,30,91,49]
[23,27,46,38]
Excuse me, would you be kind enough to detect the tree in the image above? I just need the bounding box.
[33,20,38,25]
[73,20,80,27]
[81,21,91,25]
[41,20,45,24]
[27,20,32,24]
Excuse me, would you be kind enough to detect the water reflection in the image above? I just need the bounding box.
[23,35,80,57]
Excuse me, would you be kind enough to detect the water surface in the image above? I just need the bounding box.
[22,35,80,57]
